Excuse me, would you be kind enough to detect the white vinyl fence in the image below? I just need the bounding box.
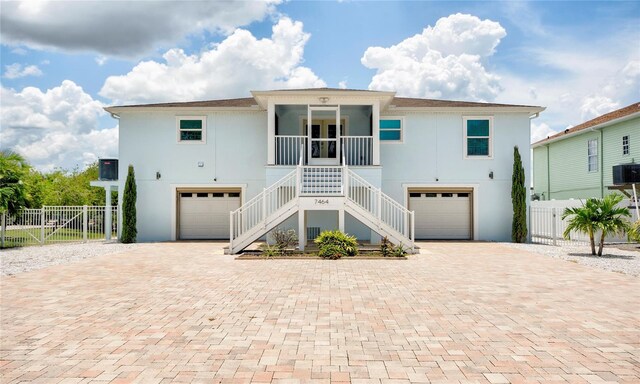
[530,199,639,245]
[1,206,118,248]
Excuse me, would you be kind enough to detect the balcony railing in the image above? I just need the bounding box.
[274,135,373,166]
[275,136,306,165]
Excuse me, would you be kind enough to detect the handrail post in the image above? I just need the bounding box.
[229,211,234,252]
[83,205,88,243]
[40,207,45,244]
[262,188,267,228]
[377,188,382,225]
[551,207,557,246]
[1,211,6,248]
[411,211,415,251]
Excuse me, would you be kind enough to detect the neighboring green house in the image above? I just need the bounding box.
[532,102,640,200]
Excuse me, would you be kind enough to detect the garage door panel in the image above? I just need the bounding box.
[179,193,240,240]
[411,192,472,240]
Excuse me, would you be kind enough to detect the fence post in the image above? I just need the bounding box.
[40,207,45,244]
[1,211,5,248]
[83,205,88,242]
[551,207,557,246]
[105,188,112,241]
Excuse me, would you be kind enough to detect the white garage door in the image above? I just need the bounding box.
[410,191,472,240]
[179,191,240,240]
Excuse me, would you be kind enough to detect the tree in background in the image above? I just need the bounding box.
[511,146,527,242]
[120,165,137,243]
[0,151,29,215]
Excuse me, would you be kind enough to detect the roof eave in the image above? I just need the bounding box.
[386,106,545,114]
[251,89,397,109]
[532,111,640,148]
[104,105,263,115]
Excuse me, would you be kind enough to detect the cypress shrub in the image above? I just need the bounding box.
[121,165,137,243]
[511,146,527,242]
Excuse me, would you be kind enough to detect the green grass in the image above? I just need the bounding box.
[1,227,116,248]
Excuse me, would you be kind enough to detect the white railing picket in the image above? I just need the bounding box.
[341,136,373,166]
[1,206,118,248]
[275,136,307,165]
[230,169,298,247]
[345,169,414,247]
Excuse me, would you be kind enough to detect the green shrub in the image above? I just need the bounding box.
[270,227,298,252]
[120,165,137,244]
[392,244,407,257]
[262,244,281,258]
[629,220,640,242]
[380,236,392,257]
[315,230,358,259]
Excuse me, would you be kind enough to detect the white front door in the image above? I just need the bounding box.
[307,106,341,166]
[307,120,343,165]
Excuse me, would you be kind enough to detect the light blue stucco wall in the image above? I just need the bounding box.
[118,110,267,242]
[118,108,532,243]
[379,112,531,242]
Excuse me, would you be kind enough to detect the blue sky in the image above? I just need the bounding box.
[1,0,638,171]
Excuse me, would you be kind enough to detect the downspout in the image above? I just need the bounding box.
[546,144,550,200]
[589,126,604,197]
[600,129,604,197]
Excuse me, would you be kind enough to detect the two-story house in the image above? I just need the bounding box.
[105,88,544,253]
[532,102,640,200]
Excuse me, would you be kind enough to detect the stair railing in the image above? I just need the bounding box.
[346,169,414,245]
[230,169,298,250]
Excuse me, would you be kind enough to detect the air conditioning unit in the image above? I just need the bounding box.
[612,163,640,185]
[98,159,118,181]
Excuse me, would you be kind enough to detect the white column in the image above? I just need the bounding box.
[298,210,306,252]
[372,102,380,166]
[338,209,345,232]
[336,105,341,162]
[105,187,112,241]
[267,101,275,165]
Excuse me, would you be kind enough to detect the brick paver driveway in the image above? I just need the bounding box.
[1,242,639,383]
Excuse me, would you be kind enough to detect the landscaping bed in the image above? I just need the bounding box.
[236,252,407,260]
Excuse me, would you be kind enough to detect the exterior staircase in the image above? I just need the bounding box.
[229,150,414,254]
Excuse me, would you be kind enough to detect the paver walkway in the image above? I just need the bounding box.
[1,242,639,383]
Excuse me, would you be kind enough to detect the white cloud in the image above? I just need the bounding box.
[95,56,108,66]
[531,122,558,144]
[580,96,619,121]
[100,17,326,105]
[11,47,28,55]
[0,0,279,57]
[0,81,115,171]
[3,63,43,79]
[338,80,348,89]
[361,13,506,101]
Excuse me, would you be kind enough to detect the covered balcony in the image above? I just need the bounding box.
[268,104,380,167]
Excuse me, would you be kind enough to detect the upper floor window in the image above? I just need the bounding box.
[177,116,206,143]
[379,118,402,142]
[463,117,493,158]
[623,135,629,155]
[588,139,598,172]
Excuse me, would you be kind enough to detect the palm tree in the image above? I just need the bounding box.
[562,194,631,256]
[0,150,30,216]
[562,198,600,255]
[594,194,631,256]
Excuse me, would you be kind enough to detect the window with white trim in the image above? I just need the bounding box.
[588,139,598,172]
[623,135,629,155]
[463,117,492,158]
[177,116,206,143]
[379,118,402,142]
